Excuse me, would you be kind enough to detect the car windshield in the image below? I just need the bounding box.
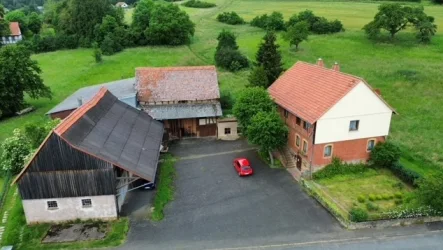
[241,166,251,171]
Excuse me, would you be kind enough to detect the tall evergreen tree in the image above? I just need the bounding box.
[255,31,284,84]
[0,5,10,38]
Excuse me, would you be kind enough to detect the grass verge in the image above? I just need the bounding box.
[151,154,177,221]
[1,186,129,249]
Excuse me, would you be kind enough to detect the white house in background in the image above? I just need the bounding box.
[115,2,129,8]
[268,59,397,173]
[1,22,22,45]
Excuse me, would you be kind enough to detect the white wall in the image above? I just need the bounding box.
[217,119,239,140]
[22,195,117,224]
[315,82,393,144]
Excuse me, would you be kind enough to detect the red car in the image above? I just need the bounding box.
[233,158,254,176]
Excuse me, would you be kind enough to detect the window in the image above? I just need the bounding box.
[224,128,231,135]
[199,118,216,125]
[82,199,92,208]
[367,139,376,152]
[349,120,359,131]
[324,145,333,158]
[295,135,301,147]
[302,140,308,154]
[296,116,301,126]
[47,201,58,210]
[303,121,311,131]
[284,109,289,118]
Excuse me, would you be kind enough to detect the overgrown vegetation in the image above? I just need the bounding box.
[214,30,249,71]
[151,154,176,221]
[217,11,245,25]
[183,0,216,8]
[250,11,285,31]
[313,157,369,179]
[286,10,344,34]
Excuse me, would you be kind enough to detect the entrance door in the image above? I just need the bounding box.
[296,155,302,170]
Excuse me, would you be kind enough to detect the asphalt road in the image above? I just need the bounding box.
[116,138,443,250]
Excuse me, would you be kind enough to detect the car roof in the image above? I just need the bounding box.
[236,158,250,166]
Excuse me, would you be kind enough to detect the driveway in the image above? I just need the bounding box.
[120,138,342,249]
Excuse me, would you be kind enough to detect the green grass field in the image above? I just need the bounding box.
[1,0,443,172]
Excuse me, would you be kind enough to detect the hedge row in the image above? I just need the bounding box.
[388,161,421,187]
[313,158,369,179]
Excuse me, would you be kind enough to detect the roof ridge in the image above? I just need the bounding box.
[54,87,109,135]
[296,61,364,81]
[135,65,216,71]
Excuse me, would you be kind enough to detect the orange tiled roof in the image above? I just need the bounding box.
[9,22,21,36]
[135,66,220,102]
[54,87,108,135]
[268,61,364,124]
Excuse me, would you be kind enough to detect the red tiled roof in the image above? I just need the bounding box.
[54,87,108,135]
[9,22,21,36]
[268,61,376,124]
[135,66,220,102]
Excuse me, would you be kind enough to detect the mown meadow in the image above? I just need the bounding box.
[1,0,443,171]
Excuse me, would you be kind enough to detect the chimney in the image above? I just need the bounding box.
[332,62,340,71]
[375,89,382,96]
[317,58,324,67]
[77,97,83,107]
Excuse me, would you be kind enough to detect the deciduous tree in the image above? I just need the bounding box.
[247,111,288,165]
[283,21,309,50]
[233,87,275,133]
[27,12,42,34]
[0,129,32,174]
[417,171,443,213]
[145,4,195,45]
[0,45,52,118]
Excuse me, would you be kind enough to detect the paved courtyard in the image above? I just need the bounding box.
[120,138,342,249]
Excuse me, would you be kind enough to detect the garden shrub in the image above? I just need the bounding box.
[382,194,391,200]
[357,195,365,203]
[366,202,380,211]
[368,194,376,201]
[394,192,403,199]
[350,208,368,222]
[375,195,383,200]
[0,129,32,174]
[369,141,401,168]
[183,0,216,8]
[394,199,403,205]
[250,12,285,31]
[392,182,404,190]
[312,157,369,179]
[216,12,245,25]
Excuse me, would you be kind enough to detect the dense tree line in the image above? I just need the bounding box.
[0,0,44,10]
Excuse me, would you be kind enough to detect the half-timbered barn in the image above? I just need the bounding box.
[136,66,223,139]
[14,88,164,224]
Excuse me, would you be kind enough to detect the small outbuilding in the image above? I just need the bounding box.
[14,88,164,224]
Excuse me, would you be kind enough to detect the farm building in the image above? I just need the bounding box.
[1,22,22,45]
[268,59,397,175]
[46,66,223,139]
[46,78,136,119]
[14,88,164,224]
[136,66,222,138]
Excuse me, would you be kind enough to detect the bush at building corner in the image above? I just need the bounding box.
[369,141,401,168]
[312,157,368,179]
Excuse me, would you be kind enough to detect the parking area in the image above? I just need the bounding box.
[122,138,342,250]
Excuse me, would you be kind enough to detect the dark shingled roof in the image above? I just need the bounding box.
[15,88,164,184]
[56,88,163,181]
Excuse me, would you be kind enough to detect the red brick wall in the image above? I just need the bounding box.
[277,106,314,166]
[50,109,76,120]
[312,136,386,168]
